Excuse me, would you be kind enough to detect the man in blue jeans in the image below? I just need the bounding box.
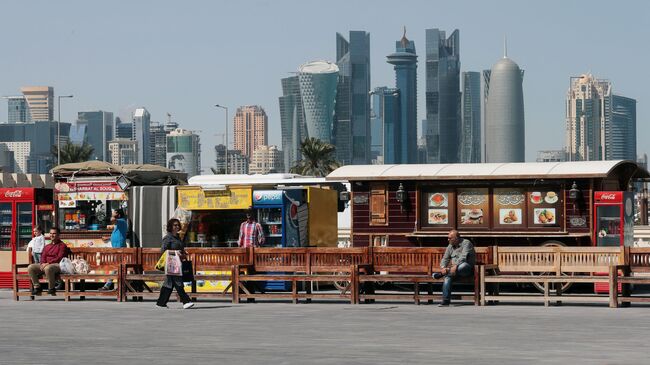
[433,229,476,307]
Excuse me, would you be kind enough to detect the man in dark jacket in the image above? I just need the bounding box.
[433,229,476,307]
[27,227,68,295]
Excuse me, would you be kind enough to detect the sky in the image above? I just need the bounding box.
[1,0,648,172]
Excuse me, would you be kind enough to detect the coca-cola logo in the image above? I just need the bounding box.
[600,193,617,200]
[4,190,23,198]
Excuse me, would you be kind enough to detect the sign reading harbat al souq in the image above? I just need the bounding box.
[253,190,283,205]
[177,187,251,210]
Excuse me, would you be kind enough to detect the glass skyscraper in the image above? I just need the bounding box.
[77,111,114,162]
[386,28,418,164]
[334,31,371,165]
[0,121,70,173]
[460,71,481,163]
[7,96,30,124]
[132,108,151,164]
[370,87,401,164]
[425,29,461,163]
[279,75,306,172]
[298,61,339,143]
[606,95,636,161]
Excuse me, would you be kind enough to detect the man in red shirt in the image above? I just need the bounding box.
[28,227,69,295]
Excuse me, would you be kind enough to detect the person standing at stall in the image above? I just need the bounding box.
[238,209,265,248]
[156,218,194,309]
[99,209,128,291]
[26,227,45,263]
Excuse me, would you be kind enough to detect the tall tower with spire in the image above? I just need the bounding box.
[386,27,418,164]
[483,39,525,162]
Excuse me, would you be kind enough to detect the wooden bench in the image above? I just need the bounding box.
[123,248,169,301]
[614,247,650,306]
[480,246,623,307]
[233,247,370,304]
[63,248,137,302]
[356,247,491,305]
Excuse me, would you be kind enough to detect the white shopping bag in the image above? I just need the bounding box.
[165,250,182,276]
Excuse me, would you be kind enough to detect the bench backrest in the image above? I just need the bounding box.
[494,246,623,274]
[627,247,650,273]
[69,248,138,271]
[370,247,491,274]
[186,248,249,271]
[306,247,369,274]
[253,248,309,272]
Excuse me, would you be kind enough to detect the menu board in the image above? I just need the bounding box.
[457,188,489,228]
[528,189,561,227]
[422,191,453,227]
[493,188,526,227]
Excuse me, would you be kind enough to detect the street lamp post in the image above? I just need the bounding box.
[57,94,74,166]
[215,104,229,174]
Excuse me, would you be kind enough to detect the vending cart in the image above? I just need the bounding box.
[0,188,54,288]
[252,189,306,248]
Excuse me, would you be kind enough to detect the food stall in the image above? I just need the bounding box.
[52,162,186,247]
[0,187,54,287]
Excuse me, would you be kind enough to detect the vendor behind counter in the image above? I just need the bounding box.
[184,210,248,247]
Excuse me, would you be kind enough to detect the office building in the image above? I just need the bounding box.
[20,86,53,121]
[565,74,615,161]
[132,108,151,164]
[249,145,284,174]
[6,96,31,124]
[215,144,248,174]
[425,28,461,163]
[114,117,133,139]
[607,95,636,161]
[149,122,167,167]
[108,139,138,165]
[233,105,268,158]
[279,75,306,172]
[166,128,201,177]
[77,111,114,161]
[484,49,525,163]
[536,150,566,162]
[386,28,418,164]
[370,87,401,164]
[334,31,371,165]
[0,121,70,173]
[298,61,339,144]
[460,71,481,163]
[0,142,30,173]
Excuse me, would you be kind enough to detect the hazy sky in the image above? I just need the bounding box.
[1,0,648,171]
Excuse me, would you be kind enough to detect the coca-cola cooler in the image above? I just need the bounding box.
[0,188,54,288]
[593,191,634,293]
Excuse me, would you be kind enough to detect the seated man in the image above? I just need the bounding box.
[27,227,69,296]
[433,229,476,307]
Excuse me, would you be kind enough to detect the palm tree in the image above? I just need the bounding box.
[290,137,340,177]
[51,142,95,165]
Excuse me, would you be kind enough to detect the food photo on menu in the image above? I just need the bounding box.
[429,193,447,207]
[499,209,521,224]
[428,209,448,224]
[534,208,556,224]
[461,208,483,224]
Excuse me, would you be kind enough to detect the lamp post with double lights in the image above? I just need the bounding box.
[57,94,74,166]
[215,104,229,174]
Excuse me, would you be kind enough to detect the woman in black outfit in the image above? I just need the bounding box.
[156,218,194,309]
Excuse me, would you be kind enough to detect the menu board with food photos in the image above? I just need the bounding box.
[422,191,454,227]
[528,189,561,227]
[493,188,526,227]
[457,188,489,228]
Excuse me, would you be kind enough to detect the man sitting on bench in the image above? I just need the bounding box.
[433,230,475,307]
[27,227,68,296]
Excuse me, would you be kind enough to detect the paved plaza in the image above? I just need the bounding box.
[1,290,649,365]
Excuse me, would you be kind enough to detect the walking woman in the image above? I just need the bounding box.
[156,218,194,309]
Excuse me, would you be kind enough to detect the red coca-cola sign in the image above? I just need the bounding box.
[0,188,34,200]
[594,191,623,203]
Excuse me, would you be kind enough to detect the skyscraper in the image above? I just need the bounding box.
[233,105,268,158]
[298,61,339,144]
[132,108,151,164]
[6,96,30,124]
[386,28,418,164]
[20,86,53,122]
[114,117,133,139]
[249,145,284,174]
[370,87,401,164]
[484,50,525,163]
[167,128,201,177]
[334,31,371,165]
[215,144,248,174]
[565,74,610,161]
[77,111,114,161]
[607,95,636,161]
[0,121,70,173]
[425,28,461,163]
[149,121,167,167]
[460,71,481,163]
[108,139,138,165]
[279,75,306,172]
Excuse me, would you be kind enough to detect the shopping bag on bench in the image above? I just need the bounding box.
[182,260,194,282]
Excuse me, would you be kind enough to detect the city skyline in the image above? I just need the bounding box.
[1,1,648,172]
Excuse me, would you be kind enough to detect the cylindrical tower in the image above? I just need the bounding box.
[298,61,339,143]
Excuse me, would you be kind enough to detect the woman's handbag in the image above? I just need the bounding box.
[155,251,168,271]
[181,260,194,282]
[165,251,182,276]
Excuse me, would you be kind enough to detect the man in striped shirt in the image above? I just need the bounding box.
[238,209,265,248]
